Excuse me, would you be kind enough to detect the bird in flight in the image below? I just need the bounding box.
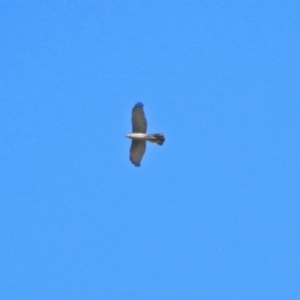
[126,102,165,167]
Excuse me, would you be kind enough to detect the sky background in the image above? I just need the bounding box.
[1,1,300,299]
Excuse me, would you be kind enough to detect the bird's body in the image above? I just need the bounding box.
[126,133,165,145]
[126,102,165,166]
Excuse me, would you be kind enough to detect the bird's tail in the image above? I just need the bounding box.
[148,134,165,145]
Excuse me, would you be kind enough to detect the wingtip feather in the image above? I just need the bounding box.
[134,102,144,109]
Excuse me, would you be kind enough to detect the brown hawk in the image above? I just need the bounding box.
[126,102,165,167]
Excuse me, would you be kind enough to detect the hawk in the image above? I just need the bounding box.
[126,102,165,167]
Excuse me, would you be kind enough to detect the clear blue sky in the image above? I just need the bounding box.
[1,1,300,299]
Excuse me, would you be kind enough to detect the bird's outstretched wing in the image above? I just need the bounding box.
[130,140,146,167]
[132,102,147,133]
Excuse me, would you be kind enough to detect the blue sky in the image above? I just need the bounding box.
[1,1,300,299]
